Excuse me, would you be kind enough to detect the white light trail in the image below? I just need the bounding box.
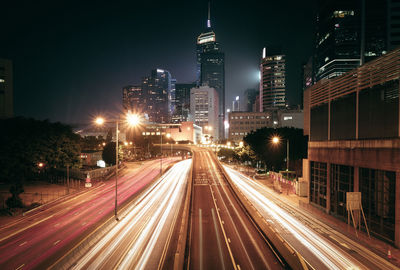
[224,166,362,270]
[73,159,192,269]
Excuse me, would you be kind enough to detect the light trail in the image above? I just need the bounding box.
[224,166,364,270]
[73,159,192,270]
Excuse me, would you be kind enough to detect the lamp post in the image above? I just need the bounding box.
[95,113,140,221]
[272,136,289,171]
[166,133,172,156]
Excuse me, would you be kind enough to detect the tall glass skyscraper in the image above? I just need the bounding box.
[196,3,225,139]
[141,69,172,123]
[314,0,390,82]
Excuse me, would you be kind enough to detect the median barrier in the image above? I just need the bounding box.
[215,157,308,270]
[173,154,194,270]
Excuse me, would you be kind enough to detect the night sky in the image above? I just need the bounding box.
[1,0,316,124]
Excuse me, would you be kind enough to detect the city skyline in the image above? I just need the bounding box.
[0,0,316,124]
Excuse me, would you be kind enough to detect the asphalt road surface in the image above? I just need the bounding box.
[71,159,192,269]
[225,166,399,270]
[0,158,177,270]
[187,148,283,270]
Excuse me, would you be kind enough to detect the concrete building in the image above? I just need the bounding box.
[190,85,219,140]
[278,109,304,129]
[141,121,202,144]
[303,48,400,246]
[228,111,272,142]
[260,48,286,110]
[0,59,13,118]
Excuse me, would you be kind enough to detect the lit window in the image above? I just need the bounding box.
[284,116,293,120]
[0,79,4,83]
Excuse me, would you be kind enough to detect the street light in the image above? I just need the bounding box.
[94,113,140,220]
[166,133,172,156]
[271,136,289,171]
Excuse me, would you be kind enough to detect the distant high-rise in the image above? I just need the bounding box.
[314,0,390,82]
[389,0,400,50]
[122,85,144,113]
[190,85,219,140]
[260,48,286,110]
[196,2,225,139]
[172,83,196,123]
[0,59,13,119]
[141,69,172,123]
[243,88,259,112]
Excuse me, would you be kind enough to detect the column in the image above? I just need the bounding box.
[395,171,400,248]
[326,163,331,214]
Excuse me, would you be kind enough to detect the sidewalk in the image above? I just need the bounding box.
[252,173,400,268]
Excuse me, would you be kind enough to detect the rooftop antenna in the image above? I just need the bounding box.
[207,1,211,28]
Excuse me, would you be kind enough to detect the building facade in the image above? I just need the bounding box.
[141,69,172,123]
[122,85,144,113]
[314,0,391,82]
[228,111,272,142]
[260,49,286,110]
[303,48,400,246]
[190,85,219,140]
[389,0,400,50]
[141,121,202,144]
[0,59,13,119]
[172,83,196,123]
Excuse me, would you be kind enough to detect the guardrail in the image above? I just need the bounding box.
[215,156,308,270]
[173,153,194,270]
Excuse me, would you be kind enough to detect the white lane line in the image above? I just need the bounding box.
[211,208,226,270]
[53,240,60,246]
[16,264,25,270]
[19,241,27,247]
[199,208,203,270]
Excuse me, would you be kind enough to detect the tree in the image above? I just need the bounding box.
[102,142,116,165]
[244,127,308,172]
[0,117,81,208]
[217,148,238,162]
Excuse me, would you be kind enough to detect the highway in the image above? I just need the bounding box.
[0,158,177,270]
[224,166,399,270]
[71,159,192,269]
[187,148,284,270]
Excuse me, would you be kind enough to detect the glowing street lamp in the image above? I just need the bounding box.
[94,113,140,220]
[271,136,289,171]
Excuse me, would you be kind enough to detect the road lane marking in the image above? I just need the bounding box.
[0,214,54,243]
[209,185,237,270]
[53,240,60,245]
[212,208,226,270]
[16,264,24,270]
[54,223,60,227]
[199,208,203,270]
[19,241,27,247]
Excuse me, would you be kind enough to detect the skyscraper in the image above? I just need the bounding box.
[122,85,144,113]
[196,2,225,139]
[141,69,172,123]
[172,83,196,123]
[0,59,13,119]
[389,0,400,50]
[314,0,390,82]
[260,48,286,110]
